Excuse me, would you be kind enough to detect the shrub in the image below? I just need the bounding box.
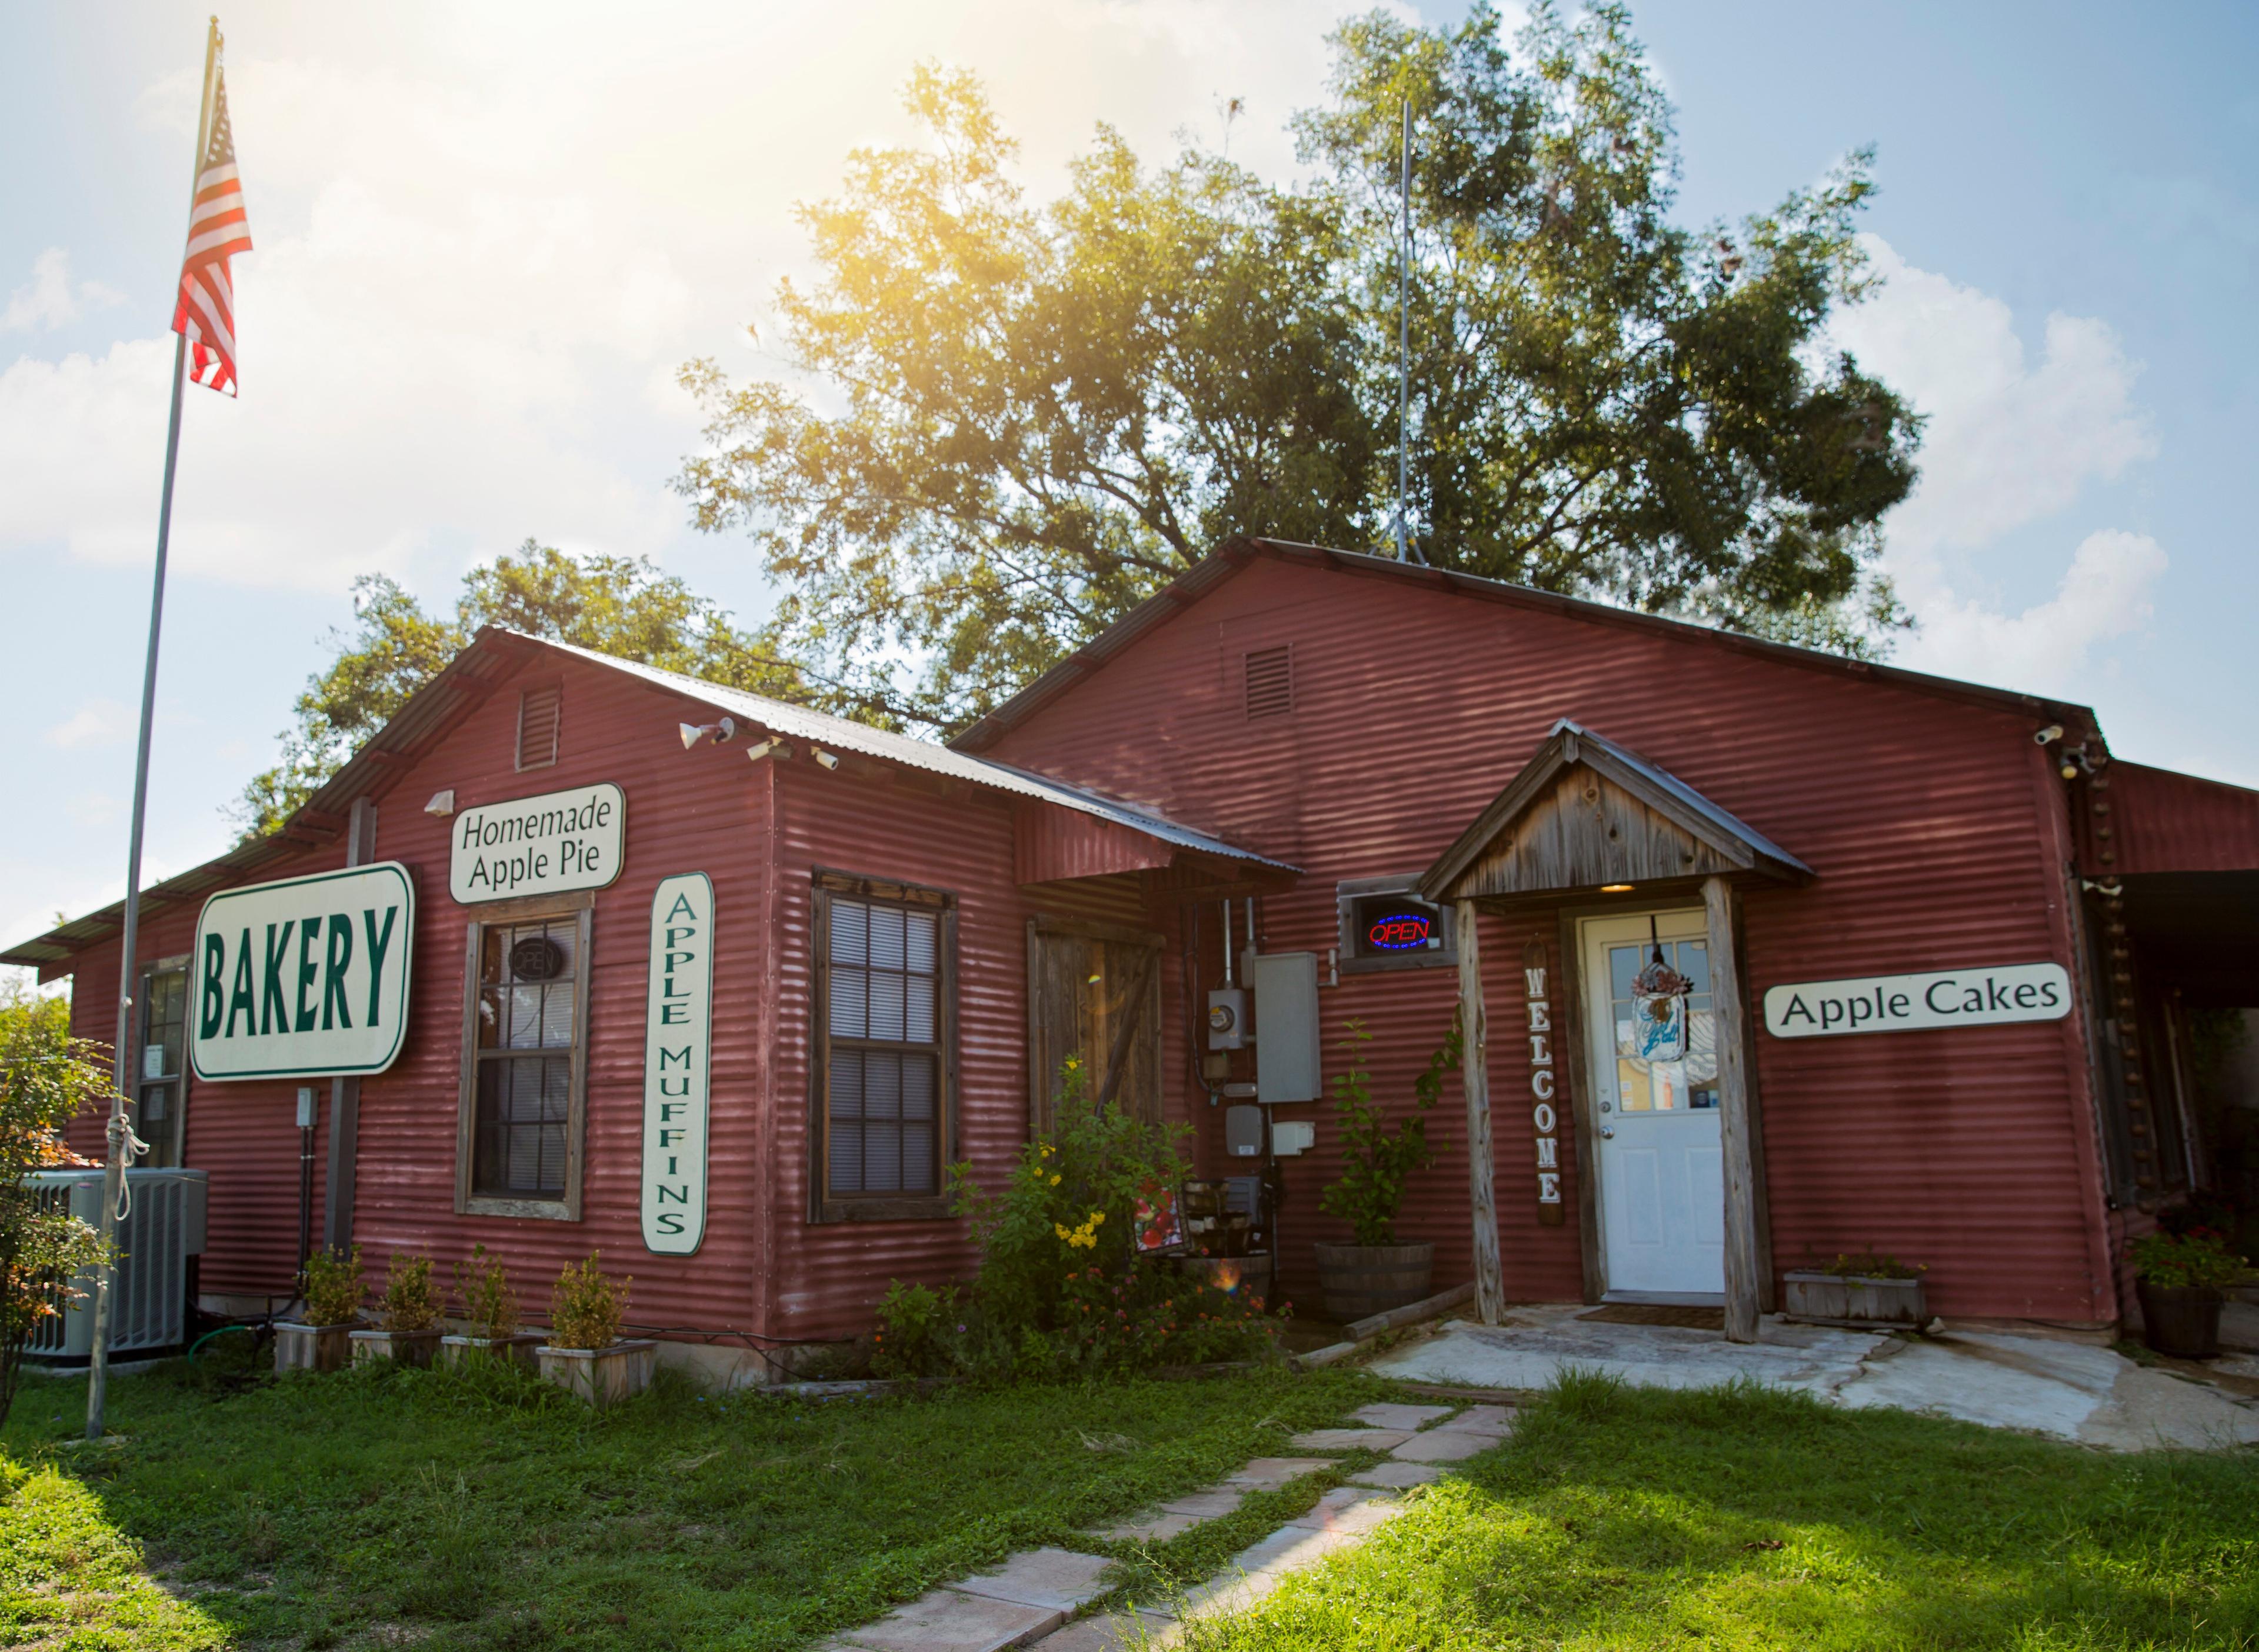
[0,983,111,1430]
[454,1244,518,1343]
[2131,1227,2247,1290]
[873,1055,1284,1382]
[548,1251,628,1350]
[1318,1016,1457,1246]
[872,1280,952,1379]
[301,1246,363,1327]
[379,1252,442,1333]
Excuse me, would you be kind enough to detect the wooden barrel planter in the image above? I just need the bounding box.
[2137,1280,2224,1360]
[1314,1242,1434,1323]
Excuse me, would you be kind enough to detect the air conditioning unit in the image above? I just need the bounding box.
[25,1168,208,1364]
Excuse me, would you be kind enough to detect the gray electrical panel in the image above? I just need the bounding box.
[1247,950,1322,1104]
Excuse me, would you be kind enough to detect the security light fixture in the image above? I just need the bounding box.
[745,737,792,763]
[812,748,840,771]
[423,790,455,817]
[1601,882,1635,893]
[2034,724,2065,746]
[679,717,738,750]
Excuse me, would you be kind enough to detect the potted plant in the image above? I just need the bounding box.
[441,1244,544,1368]
[1314,1020,1453,1323]
[2132,1227,2246,1360]
[351,1252,445,1367]
[275,1245,362,1373]
[538,1252,656,1405]
[1781,1250,1928,1328]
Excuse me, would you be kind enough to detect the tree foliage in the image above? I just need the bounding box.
[677,2,1921,734]
[234,541,823,837]
[0,983,111,1430]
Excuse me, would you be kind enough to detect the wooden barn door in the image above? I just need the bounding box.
[1027,918,1165,1134]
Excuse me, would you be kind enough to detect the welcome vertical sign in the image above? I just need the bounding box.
[642,874,712,1254]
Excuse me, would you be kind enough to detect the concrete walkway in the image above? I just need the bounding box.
[822,1401,1511,1652]
[1368,1304,2259,1451]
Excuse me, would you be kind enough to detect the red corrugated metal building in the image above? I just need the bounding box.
[12,538,2254,1367]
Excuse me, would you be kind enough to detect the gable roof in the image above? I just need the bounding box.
[949,537,2105,755]
[1418,718,1815,904]
[1,630,1290,972]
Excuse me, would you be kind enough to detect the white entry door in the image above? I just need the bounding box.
[1580,911,1724,1299]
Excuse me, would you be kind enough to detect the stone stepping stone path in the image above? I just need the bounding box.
[822,1398,1515,1652]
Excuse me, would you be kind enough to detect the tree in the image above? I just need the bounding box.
[676,3,1920,734]
[234,541,835,837]
[0,984,109,1431]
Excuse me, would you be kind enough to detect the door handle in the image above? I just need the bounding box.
[1599,1127,1615,1140]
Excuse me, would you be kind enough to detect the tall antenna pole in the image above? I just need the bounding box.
[1395,95,1413,563]
[86,15,220,1443]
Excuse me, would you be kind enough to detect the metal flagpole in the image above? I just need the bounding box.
[1394,95,1415,564]
[86,17,221,1443]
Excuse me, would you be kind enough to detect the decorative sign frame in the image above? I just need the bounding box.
[191,862,416,1080]
[1520,940,1565,1224]
[450,782,625,904]
[1763,961,2070,1039]
[641,873,713,1254]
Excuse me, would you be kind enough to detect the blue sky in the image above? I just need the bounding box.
[3,0,2253,957]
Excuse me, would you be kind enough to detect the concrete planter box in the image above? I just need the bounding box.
[350,1327,445,1368]
[1782,1271,1927,1328]
[440,1332,546,1370]
[1314,1242,1435,1323]
[274,1320,359,1374]
[538,1339,658,1406]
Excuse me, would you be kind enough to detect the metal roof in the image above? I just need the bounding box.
[2,630,1291,971]
[951,536,2108,754]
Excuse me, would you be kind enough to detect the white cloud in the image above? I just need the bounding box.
[46,697,135,750]
[1,248,123,334]
[0,1,1362,597]
[1832,235,2166,695]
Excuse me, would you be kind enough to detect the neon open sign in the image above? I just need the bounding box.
[1366,912,1434,951]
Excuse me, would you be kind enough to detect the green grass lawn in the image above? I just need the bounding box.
[1,1347,1378,1650]
[7,1354,2257,1651]
[1176,1373,2259,1651]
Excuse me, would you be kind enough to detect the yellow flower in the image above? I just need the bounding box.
[1091,1211,1105,1225]
[1049,1174,1061,1185]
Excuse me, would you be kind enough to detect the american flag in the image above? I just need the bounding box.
[172,56,251,395]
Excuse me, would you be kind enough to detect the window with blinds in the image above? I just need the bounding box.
[814,875,954,1216]
[459,901,592,1215]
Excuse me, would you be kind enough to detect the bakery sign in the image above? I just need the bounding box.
[1763,961,2071,1039]
[191,862,416,1080]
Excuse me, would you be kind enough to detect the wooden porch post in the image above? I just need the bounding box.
[1702,875,1761,1343]
[1455,900,1505,1325]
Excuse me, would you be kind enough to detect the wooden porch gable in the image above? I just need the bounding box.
[1418,720,1812,904]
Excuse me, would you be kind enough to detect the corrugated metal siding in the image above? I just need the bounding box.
[980,555,2112,1323]
[1013,800,1175,885]
[2099,761,2259,875]
[338,651,774,1347]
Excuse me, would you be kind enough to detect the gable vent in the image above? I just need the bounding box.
[1244,646,1293,720]
[515,684,561,771]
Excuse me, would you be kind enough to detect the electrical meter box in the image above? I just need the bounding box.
[1205,986,1247,1050]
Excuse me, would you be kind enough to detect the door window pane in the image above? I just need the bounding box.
[1609,937,1716,1113]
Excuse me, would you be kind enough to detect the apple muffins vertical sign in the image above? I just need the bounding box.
[643,874,713,1254]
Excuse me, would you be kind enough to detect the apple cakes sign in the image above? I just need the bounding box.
[1762,961,2071,1039]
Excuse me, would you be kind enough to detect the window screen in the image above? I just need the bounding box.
[824,896,942,1197]
[472,915,578,1197]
